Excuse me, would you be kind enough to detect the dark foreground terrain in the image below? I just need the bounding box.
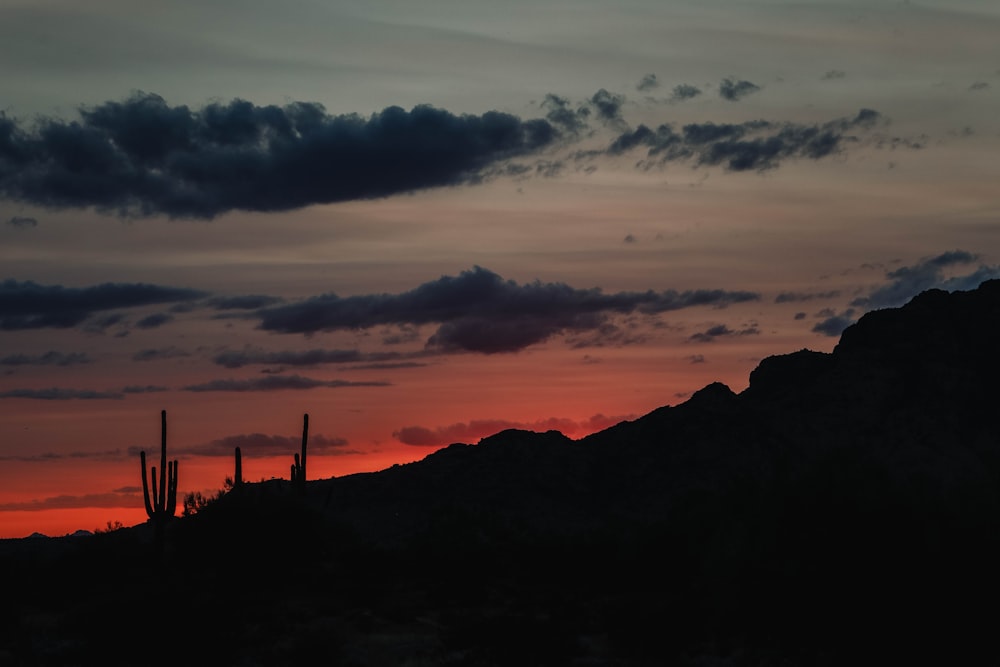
[4,281,1000,666]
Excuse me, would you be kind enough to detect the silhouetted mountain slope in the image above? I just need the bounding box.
[5,281,1000,666]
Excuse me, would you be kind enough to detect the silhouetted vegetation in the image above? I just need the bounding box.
[4,282,1000,665]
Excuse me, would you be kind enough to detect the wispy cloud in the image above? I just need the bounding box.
[0,387,124,400]
[0,351,91,366]
[182,375,390,392]
[0,279,206,330]
[0,492,141,511]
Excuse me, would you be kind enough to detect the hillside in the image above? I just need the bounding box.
[4,281,1000,666]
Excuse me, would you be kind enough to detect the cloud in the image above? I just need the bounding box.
[540,94,589,134]
[0,278,206,330]
[0,387,124,400]
[0,491,143,512]
[589,89,627,125]
[687,354,706,364]
[214,347,428,370]
[669,84,702,101]
[604,108,882,172]
[719,78,761,101]
[812,310,856,337]
[0,92,558,219]
[134,312,173,329]
[688,323,760,343]
[172,432,349,457]
[6,215,37,229]
[821,70,847,81]
[121,385,169,394]
[182,374,390,392]
[0,448,127,462]
[132,346,190,361]
[393,412,636,446]
[255,266,759,354]
[206,294,284,310]
[214,347,363,369]
[637,74,659,92]
[851,250,1000,310]
[774,290,841,303]
[969,81,989,91]
[0,351,91,366]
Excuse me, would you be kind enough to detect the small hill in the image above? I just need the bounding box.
[5,281,1000,666]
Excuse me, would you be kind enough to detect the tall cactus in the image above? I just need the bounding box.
[140,410,178,525]
[290,413,309,492]
[233,446,243,489]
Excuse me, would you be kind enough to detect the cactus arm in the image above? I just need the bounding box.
[140,451,155,518]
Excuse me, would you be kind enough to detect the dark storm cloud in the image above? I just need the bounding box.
[0,351,91,366]
[254,266,759,354]
[637,74,659,92]
[0,279,206,330]
[6,215,37,229]
[172,432,349,458]
[670,84,702,101]
[851,250,1000,310]
[604,108,882,172]
[719,78,761,101]
[0,387,124,400]
[182,375,391,392]
[0,92,558,218]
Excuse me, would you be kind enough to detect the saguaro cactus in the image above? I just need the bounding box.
[290,413,309,492]
[141,410,178,525]
[233,446,243,489]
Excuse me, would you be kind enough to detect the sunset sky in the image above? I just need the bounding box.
[2,0,999,537]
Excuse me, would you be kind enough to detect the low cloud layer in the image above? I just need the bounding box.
[0,278,205,330]
[0,351,91,366]
[0,92,557,219]
[175,432,349,458]
[256,266,759,354]
[213,347,416,369]
[182,375,390,392]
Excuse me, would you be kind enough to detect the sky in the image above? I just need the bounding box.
[1,0,999,538]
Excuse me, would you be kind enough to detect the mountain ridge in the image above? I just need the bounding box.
[5,280,1000,665]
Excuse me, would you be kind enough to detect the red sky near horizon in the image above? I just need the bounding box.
[2,0,999,538]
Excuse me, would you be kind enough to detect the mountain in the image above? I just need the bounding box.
[5,281,1000,666]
